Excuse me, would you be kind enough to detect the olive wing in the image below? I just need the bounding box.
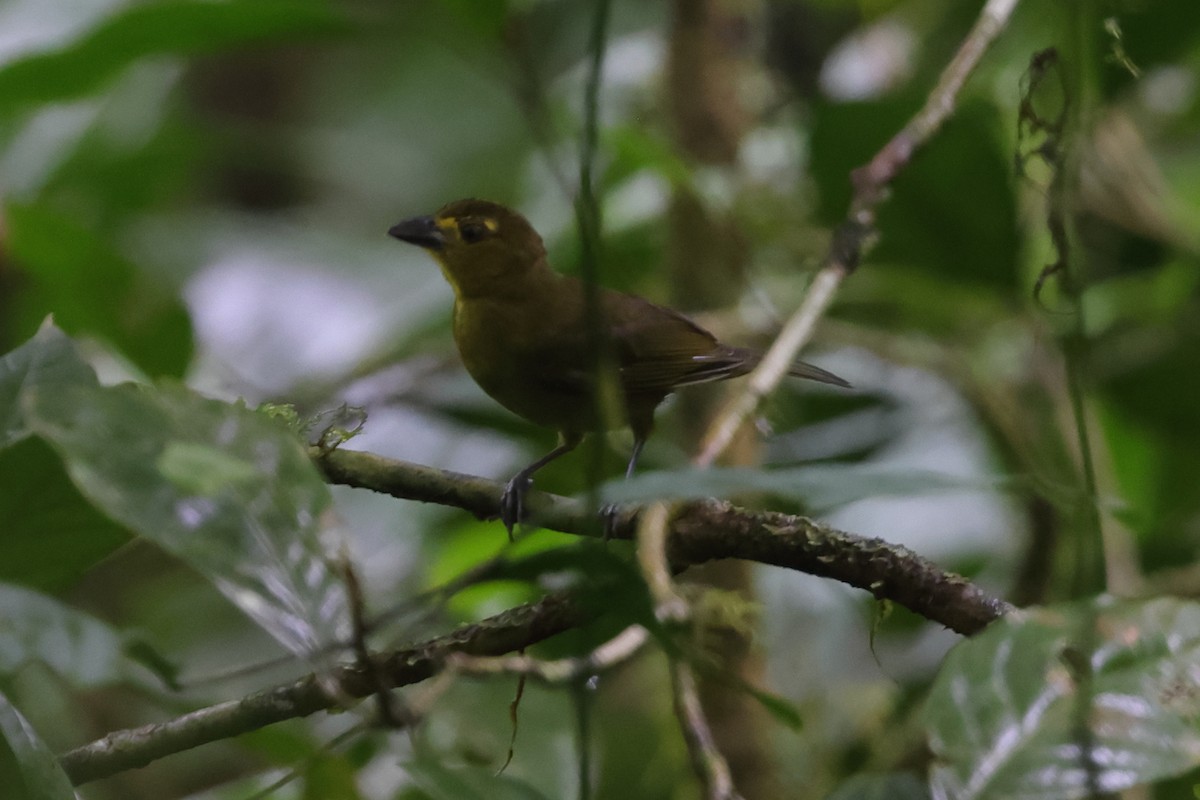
[601,291,751,392]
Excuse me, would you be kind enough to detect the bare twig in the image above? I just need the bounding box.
[696,266,844,467]
[636,501,689,622]
[338,554,408,728]
[672,660,741,800]
[449,624,650,683]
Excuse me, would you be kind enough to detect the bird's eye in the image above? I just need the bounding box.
[459,220,489,244]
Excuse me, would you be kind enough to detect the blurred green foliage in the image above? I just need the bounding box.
[1,0,1199,798]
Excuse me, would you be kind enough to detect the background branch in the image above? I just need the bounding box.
[698,0,1022,465]
[672,660,740,800]
[60,593,585,785]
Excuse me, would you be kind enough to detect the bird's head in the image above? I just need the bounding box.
[389,199,549,298]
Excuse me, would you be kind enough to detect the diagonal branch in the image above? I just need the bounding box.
[697,0,1023,466]
[59,593,585,786]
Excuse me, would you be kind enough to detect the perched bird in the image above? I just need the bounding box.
[389,198,847,535]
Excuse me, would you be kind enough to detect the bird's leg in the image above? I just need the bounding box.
[624,438,645,479]
[501,435,579,540]
[602,437,646,540]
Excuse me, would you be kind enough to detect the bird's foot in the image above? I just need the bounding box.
[600,503,625,541]
[500,476,533,541]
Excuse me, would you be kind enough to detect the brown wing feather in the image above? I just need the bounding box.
[599,290,749,392]
[524,281,849,397]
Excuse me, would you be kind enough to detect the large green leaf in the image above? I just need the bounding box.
[0,437,130,592]
[0,692,74,800]
[925,597,1200,799]
[0,320,98,449]
[0,324,128,589]
[23,379,348,658]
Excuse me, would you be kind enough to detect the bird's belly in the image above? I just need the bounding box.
[453,299,603,434]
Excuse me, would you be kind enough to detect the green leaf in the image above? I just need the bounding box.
[0,692,75,800]
[0,436,131,592]
[925,597,1200,799]
[0,319,98,450]
[0,326,126,590]
[425,520,541,620]
[23,380,347,657]
[302,753,364,800]
[426,526,649,627]
[741,684,804,731]
[0,0,348,119]
[157,440,264,495]
[605,124,692,188]
[810,97,1018,290]
[0,583,150,689]
[503,542,656,637]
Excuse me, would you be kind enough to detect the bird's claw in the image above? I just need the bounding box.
[600,503,623,541]
[500,476,532,541]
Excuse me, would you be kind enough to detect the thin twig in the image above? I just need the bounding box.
[339,554,408,728]
[241,723,368,800]
[576,0,618,487]
[671,660,741,800]
[698,0,1023,465]
[696,266,844,467]
[636,501,689,622]
[448,625,649,683]
[574,681,593,800]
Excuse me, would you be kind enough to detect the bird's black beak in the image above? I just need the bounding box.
[388,215,445,250]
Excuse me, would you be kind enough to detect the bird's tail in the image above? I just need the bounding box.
[788,360,851,388]
[672,347,850,389]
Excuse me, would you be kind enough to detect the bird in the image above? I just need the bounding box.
[389,198,848,536]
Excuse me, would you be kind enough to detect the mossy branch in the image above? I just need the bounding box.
[314,447,1012,635]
